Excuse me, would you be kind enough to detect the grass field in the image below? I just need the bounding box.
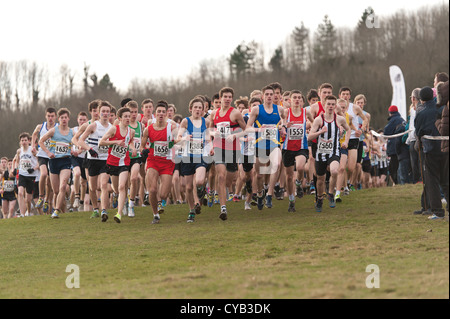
[0,184,448,299]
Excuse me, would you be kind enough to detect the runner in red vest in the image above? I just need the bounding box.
[140,100,177,224]
[100,107,137,223]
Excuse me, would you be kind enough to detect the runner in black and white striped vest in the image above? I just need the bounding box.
[308,95,350,213]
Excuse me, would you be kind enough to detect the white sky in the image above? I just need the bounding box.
[1,0,446,92]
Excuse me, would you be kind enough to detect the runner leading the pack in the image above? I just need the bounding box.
[140,100,177,224]
[308,95,350,212]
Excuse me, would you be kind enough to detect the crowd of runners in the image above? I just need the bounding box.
[0,82,409,224]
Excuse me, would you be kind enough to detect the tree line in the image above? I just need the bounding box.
[0,3,448,157]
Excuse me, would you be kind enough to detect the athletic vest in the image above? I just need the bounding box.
[87,120,112,161]
[107,125,132,167]
[283,107,307,151]
[72,126,86,158]
[254,104,281,150]
[312,102,325,143]
[50,126,73,158]
[339,112,351,145]
[347,103,359,139]
[37,122,58,158]
[147,123,174,161]
[129,121,142,159]
[241,112,255,156]
[213,107,240,151]
[18,147,38,177]
[2,169,17,193]
[183,117,208,159]
[316,113,340,162]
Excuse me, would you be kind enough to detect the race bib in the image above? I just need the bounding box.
[98,145,109,154]
[188,138,203,155]
[111,144,128,158]
[263,125,277,140]
[154,141,169,157]
[20,159,32,171]
[216,122,230,138]
[133,137,141,151]
[3,180,14,192]
[44,139,51,148]
[55,142,70,155]
[318,137,334,155]
[288,124,304,140]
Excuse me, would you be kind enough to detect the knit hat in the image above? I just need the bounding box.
[420,86,434,101]
[388,105,398,113]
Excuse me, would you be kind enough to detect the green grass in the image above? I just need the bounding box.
[0,184,448,299]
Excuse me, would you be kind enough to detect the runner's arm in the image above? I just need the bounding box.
[38,128,55,158]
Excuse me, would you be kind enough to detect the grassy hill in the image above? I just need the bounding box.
[0,184,448,299]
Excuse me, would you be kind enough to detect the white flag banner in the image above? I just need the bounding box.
[389,65,407,120]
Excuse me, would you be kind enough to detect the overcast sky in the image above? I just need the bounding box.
[1,0,445,92]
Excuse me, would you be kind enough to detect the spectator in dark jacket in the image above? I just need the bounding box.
[436,81,449,153]
[394,120,412,184]
[384,105,406,185]
[415,86,449,219]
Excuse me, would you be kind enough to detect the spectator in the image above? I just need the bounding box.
[395,118,412,184]
[405,88,422,183]
[436,81,449,213]
[384,105,406,185]
[415,86,449,220]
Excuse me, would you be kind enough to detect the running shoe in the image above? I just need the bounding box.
[349,184,356,192]
[51,209,60,219]
[214,194,220,204]
[35,198,44,209]
[197,186,206,203]
[265,195,273,208]
[207,192,214,207]
[344,187,350,196]
[194,203,201,215]
[128,205,135,218]
[278,188,285,200]
[315,197,323,212]
[328,193,336,208]
[143,194,150,206]
[112,193,118,209]
[251,194,258,206]
[233,195,240,202]
[114,213,121,223]
[219,207,228,221]
[90,210,100,219]
[101,209,108,222]
[428,214,444,220]
[335,193,342,203]
[73,197,80,209]
[157,202,164,214]
[309,184,316,195]
[162,199,166,207]
[187,213,195,223]
[244,202,251,210]
[43,201,49,214]
[152,214,160,224]
[274,184,282,199]
[257,190,265,210]
[288,201,296,212]
[357,183,362,190]
[296,184,304,199]
[227,194,234,201]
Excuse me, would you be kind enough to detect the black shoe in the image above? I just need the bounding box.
[195,203,201,215]
[422,209,433,216]
[288,201,296,212]
[296,184,304,199]
[413,209,425,215]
